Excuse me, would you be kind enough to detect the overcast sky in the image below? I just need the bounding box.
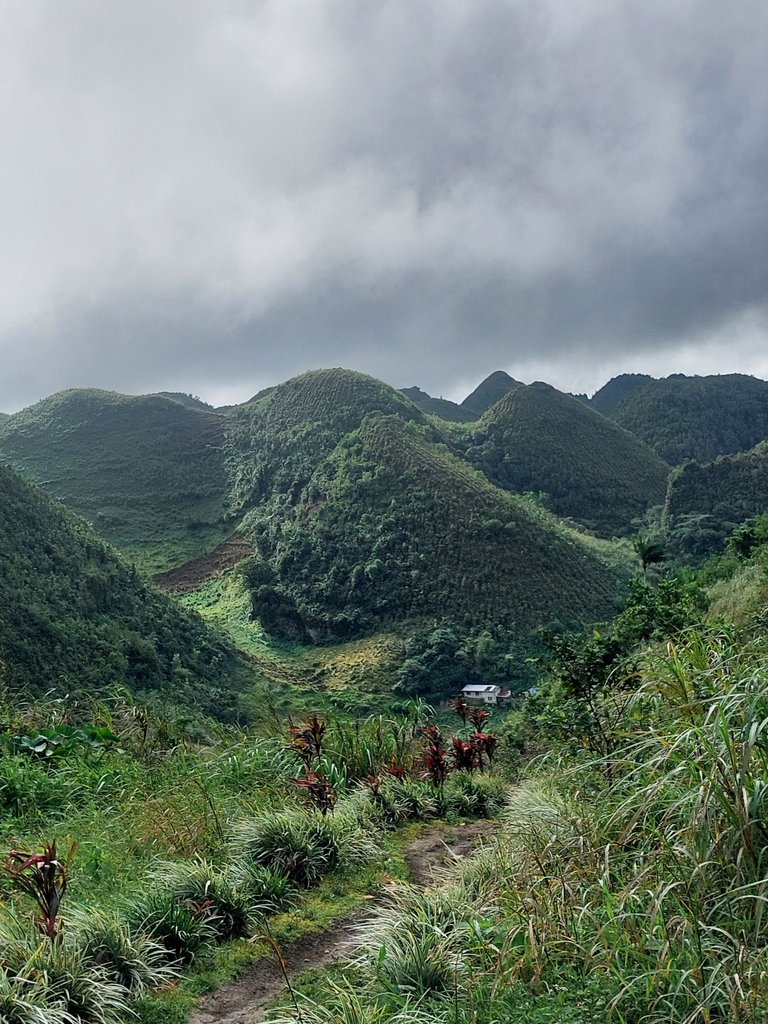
[1,0,766,412]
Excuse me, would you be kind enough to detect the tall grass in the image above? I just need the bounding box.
[271,628,768,1024]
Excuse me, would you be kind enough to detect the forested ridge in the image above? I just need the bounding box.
[594,372,768,463]
[245,412,627,646]
[0,463,252,718]
[0,389,231,573]
[463,381,670,536]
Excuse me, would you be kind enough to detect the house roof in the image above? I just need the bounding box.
[461,684,498,693]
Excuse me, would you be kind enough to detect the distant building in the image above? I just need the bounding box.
[460,683,511,706]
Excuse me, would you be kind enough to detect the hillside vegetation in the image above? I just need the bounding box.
[465,382,670,536]
[245,413,627,653]
[460,369,522,415]
[0,463,252,718]
[597,373,768,463]
[664,442,768,560]
[0,389,231,573]
[399,386,475,422]
[225,368,427,512]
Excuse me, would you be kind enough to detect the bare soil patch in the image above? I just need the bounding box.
[188,821,493,1024]
[153,535,254,594]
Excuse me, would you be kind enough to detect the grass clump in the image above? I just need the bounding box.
[232,807,380,887]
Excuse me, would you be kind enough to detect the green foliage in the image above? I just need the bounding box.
[460,370,522,416]
[512,577,708,756]
[0,464,252,718]
[399,386,477,423]
[600,372,768,463]
[77,911,178,996]
[664,442,768,561]
[244,413,626,644]
[226,368,426,513]
[232,809,380,887]
[464,382,670,537]
[123,891,219,965]
[0,388,231,574]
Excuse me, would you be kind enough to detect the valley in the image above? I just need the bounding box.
[1,366,768,1022]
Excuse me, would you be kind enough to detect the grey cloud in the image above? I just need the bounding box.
[0,0,767,411]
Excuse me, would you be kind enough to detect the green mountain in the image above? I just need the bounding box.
[460,370,522,415]
[464,382,670,537]
[0,463,251,717]
[245,412,628,644]
[153,391,216,411]
[595,373,768,464]
[664,441,768,560]
[0,389,231,574]
[590,373,654,417]
[399,386,476,422]
[226,368,427,511]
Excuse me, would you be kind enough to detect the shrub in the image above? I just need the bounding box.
[442,772,507,819]
[232,808,379,887]
[153,859,253,940]
[0,966,71,1024]
[227,861,295,914]
[76,910,179,996]
[123,891,218,965]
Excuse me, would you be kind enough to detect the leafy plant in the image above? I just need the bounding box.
[3,842,76,939]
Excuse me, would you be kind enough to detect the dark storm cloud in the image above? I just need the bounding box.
[0,0,767,410]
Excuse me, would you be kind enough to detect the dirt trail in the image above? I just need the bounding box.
[153,535,254,594]
[188,821,492,1024]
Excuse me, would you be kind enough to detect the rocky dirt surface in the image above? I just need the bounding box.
[153,535,254,593]
[188,820,494,1024]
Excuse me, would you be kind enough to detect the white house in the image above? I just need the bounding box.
[461,684,510,706]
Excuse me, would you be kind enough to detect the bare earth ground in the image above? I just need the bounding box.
[189,821,493,1024]
[153,536,254,594]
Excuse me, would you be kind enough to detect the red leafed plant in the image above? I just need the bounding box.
[3,841,76,939]
[451,737,477,773]
[449,698,470,726]
[468,707,490,733]
[420,724,450,791]
[471,730,499,772]
[287,713,326,768]
[382,756,407,780]
[292,767,337,816]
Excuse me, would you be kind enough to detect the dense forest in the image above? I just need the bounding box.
[0,389,231,573]
[0,463,252,718]
[462,381,670,537]
[592,372,768,463]
[244,412,626,646]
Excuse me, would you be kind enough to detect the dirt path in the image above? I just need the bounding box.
[153,535,254,593]
[188,821,492,1024]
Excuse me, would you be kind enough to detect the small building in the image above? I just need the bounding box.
[461,683,510,706]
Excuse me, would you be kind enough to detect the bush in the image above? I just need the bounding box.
[123,891,218,965]
[77,910,179,996]
[153,859,254,940]
[442,772,507,819]
[232,808,379,887]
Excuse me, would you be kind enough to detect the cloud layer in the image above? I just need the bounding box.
[1,0,767,409]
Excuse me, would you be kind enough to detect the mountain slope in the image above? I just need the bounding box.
[460,371,522,415]
[664,441,768,560]
[226,368,427,511]
[246,413,628,644]
[465,383,670,537]
[399,386,476,422]
[0,463,252,717]
[590,374,654,416]
[0,389,230,573]
[598,374,768,463]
